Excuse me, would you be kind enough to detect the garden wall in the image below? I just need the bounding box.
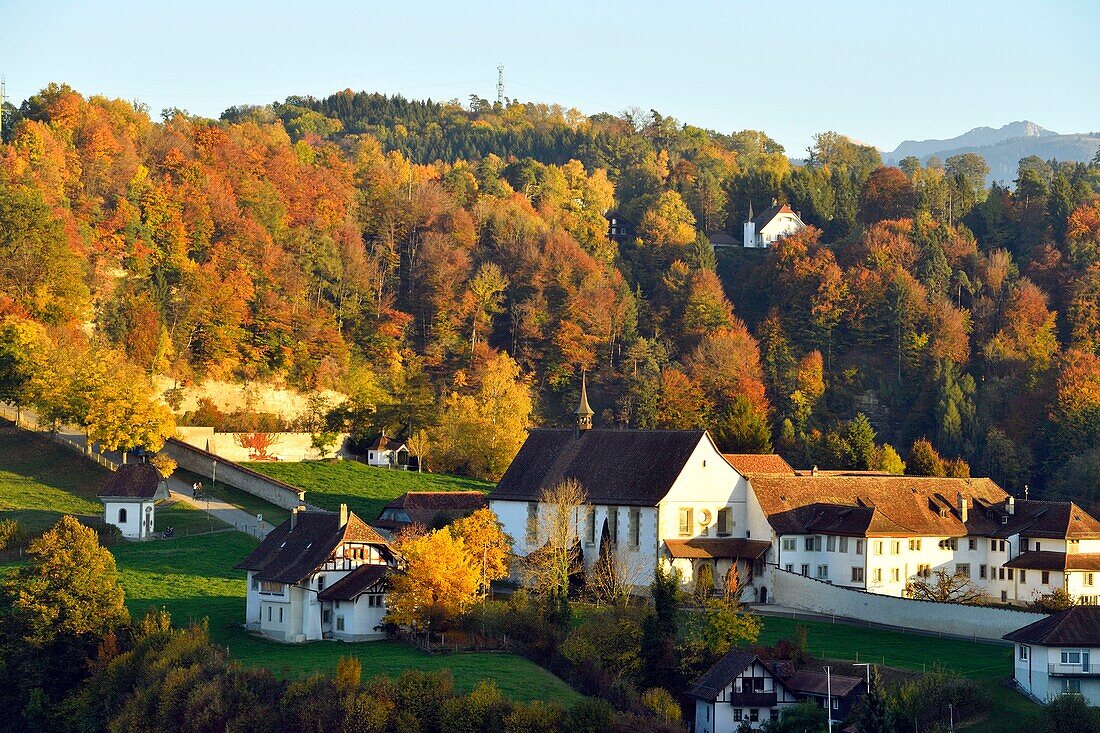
[162,438,308,511]
[771,566,1046,641]
[174,427,352,462]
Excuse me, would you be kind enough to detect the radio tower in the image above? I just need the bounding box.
[496,65,504,107]
[0,76,6,141]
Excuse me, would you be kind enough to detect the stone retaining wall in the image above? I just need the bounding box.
[162,438,307,511]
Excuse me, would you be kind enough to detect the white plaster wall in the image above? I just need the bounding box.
[758,214,802,245]
[341,595,387,640]
[245,572,261,627]
[175,427,353,462]
[771,567,1046,640]
[490,498,534,556]
[777,535,868,588]
[103,500,153,539]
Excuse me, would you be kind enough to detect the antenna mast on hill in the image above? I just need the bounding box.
[496,65,505,107]
[0,76,6,141]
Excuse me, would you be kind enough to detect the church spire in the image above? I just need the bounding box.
[746,199,754,223]
[576,371,594,431]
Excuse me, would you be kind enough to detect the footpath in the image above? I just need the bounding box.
[1,404,271,538]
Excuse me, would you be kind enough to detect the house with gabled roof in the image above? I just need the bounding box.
[742,200,805,248]
[1005,606,1100,704]
[688,649,865,732]
[373,491,488,533]
[97,463,168,539]
[235,504,397,642]
[366,431,409,469]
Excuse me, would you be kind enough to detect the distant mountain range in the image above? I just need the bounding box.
[884,121,1100,184]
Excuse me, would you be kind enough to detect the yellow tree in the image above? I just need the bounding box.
[432,350,532,480]
[638,190,696,249]
[450,507,513,594]
[386,528,479,631]
[4,515,129,645]
[86,368,175,463]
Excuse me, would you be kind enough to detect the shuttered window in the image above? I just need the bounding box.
[678,508,693,536]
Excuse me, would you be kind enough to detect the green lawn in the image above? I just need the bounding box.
[245,460,493,522]
[154,500,224,535]
[757,615,1041,731]
[111,531,577,704]
[0,419,110,533]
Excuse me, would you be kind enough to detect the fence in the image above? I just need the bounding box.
[1,404,120,471]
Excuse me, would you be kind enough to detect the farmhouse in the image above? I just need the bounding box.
[742,200,805,248]
[688,650,864,731]
[1005,606,1100,705]
[96,463,168,539]
[373,491,488,532]
[236,504,397,642]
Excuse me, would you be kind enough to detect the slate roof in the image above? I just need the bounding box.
[97,464,164,499]
[750,475,1009,537]
[317,564,389,601]
[373,491,488,530]
[706,230,741,247]
[491,429,708,506]
[367,434,405,452]
[723,453,795,476]
[784,670,863,698]
[687,650,768,700]
[1004,606,1100,646]
[1003,551,1100,572]
[665,538,771,560]
[235,509,392,584]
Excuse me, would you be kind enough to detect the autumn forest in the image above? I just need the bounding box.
[2,84,1100,502]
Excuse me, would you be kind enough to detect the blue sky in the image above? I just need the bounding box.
[2,0,1097,154]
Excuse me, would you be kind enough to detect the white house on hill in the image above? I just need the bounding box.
[96,463,168,539]
[1005,606,1100,704]
[236,504,397,642]
[366,432,408,469]
[743,201,805,248]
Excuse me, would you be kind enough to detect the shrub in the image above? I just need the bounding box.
[0,518,27,551]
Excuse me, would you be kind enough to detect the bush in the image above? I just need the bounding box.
[0,518,28,551]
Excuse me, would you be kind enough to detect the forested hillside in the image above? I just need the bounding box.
[1,84,1099,500]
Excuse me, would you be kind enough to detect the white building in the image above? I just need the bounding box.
[236,504,396,642]
[746,467,1100,606]
[489,383,775,598]
[1005,606,1100,704]
[742,201,805,248]
[688,650,864,731]
[366,432,408,469]
[96,463,168,539]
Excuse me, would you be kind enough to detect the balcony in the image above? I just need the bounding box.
[729,692,778,707]
[1048,663,1100,677]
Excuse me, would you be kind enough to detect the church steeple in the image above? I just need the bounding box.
[576,371,594,431]
[746,199,754,223]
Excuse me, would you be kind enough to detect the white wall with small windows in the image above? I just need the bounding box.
[774,534,867,590]
[1014,642,1100,705]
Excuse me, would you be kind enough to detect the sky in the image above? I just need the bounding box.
[2,0,1098,154]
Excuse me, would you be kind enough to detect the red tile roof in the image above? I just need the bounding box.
[750,475,1008,537]
[723,454,795,476]
[1004,551,1100,572]
[97,464,165,499]
[665,538,771,560]
[374,491,488,530]
[317,564,389,602]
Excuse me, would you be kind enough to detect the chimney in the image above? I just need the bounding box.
[1006,496,1015,515]
[291,506,300,530]
[956,492,969,523]
[339,503,349,527]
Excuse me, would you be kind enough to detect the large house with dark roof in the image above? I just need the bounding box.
[236,504,396,642]
[97,463,168,539]
[688,649,864,731]
[1005,606,1100,704]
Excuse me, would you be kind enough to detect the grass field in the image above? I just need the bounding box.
[245,460,493,521]
[111,531,578,703]
[0,419,110,533]
[757,615,1041,732]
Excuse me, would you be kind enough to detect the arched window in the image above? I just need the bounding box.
[118,507,128,523]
